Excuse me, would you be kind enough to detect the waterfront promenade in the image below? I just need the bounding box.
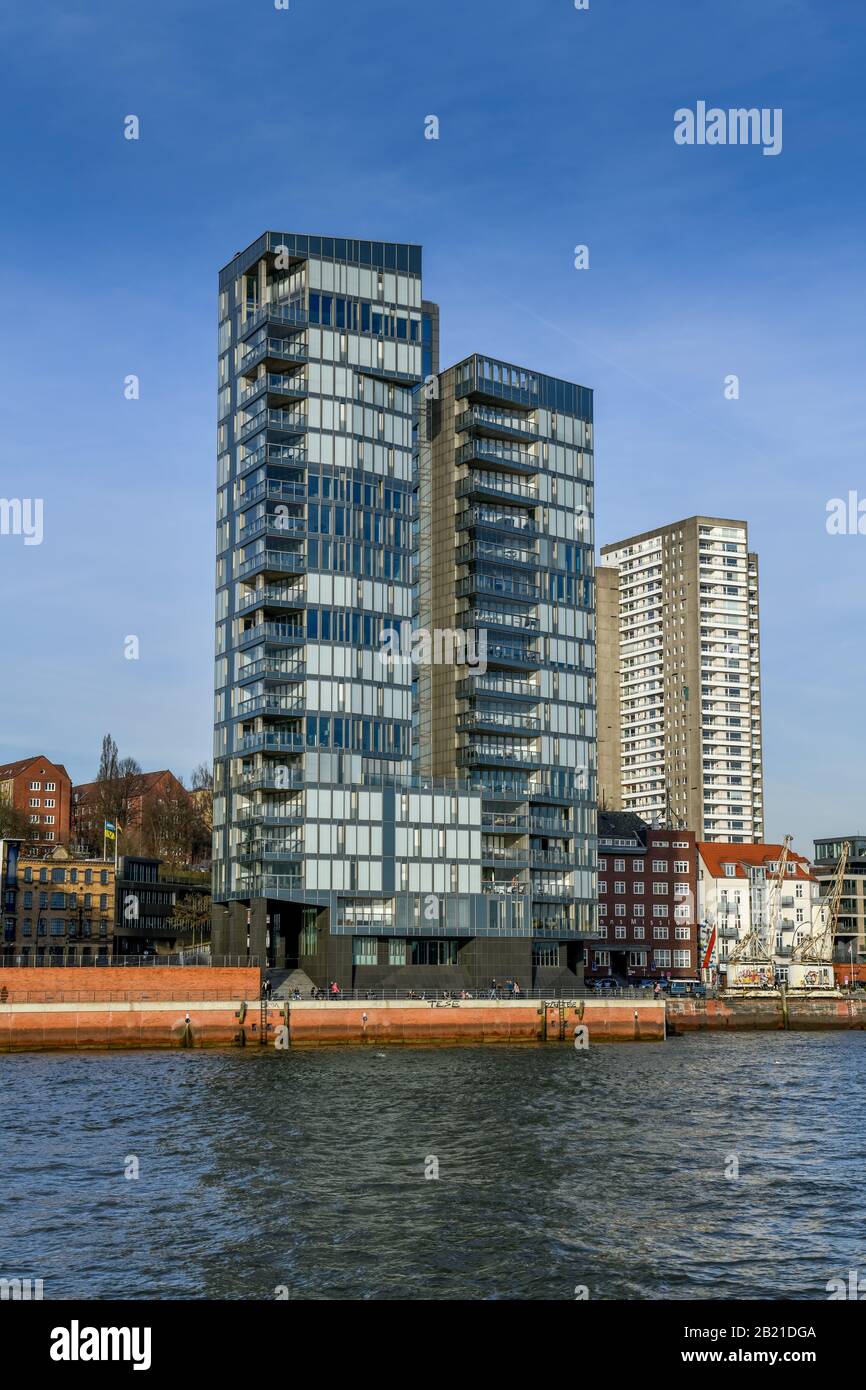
[2,965,866,1050]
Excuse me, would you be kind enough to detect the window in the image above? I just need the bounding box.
[614,881,625,894]
[614,903,626,917]
[673,860,689,874]
[614,924,626,938]
[653,882,668,895]
[409,939,458,966]
[633,860,644,873]
[652,860,666,872]
[594,950,610,966]
[674,925,690,940]
[633,881,644,895]
[634,923,645,937]
[613,859,625,872]
[654,949,671,967]
[532,942,560,967]
[29,781,40,790]
[597,858,607,870]
[724,864,736,877]
[653,925,668,939]
[653,905,669,918]
[673,949,691,969]
[629,950,647,967]
[388,939,406,966]
[352,936,378,966]
[674,882,690,897]
[598,881,607,894]
[46,782,56,791]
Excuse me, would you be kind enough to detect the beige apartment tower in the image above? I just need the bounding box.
[597,517,763,842]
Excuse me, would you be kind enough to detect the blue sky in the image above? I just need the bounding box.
[0,0,863,855]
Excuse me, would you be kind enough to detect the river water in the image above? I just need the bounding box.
[2,1032,864,1300]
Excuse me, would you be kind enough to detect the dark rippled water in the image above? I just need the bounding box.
[2,1033,865,1300]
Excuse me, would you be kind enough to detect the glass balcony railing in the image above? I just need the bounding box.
[238,443,306,476]
[457,471,538,504]
[237,584,306,614]
[236,731,305,755]
[238,550,306,578]
[456,440,538,473]
[240,514,305,543]
[456,573,540,604]
[239,335,308,373]
[236,658,305,684]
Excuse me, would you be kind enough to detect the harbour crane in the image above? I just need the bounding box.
[725,836,792,990]
[788,841,850,991]
[764,834,793,961]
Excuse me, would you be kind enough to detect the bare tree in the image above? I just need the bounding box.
[141,783,203,870]
[0,801,33,841]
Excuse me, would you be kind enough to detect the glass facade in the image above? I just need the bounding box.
[214,236,597,985]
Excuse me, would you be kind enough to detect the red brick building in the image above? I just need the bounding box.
[0,755,72,847]
[71,769,189,852]
[588,810,699,983]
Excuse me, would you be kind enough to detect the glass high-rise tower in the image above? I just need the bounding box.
[212,233,597,991]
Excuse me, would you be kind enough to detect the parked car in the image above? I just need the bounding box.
[669,980,706,998]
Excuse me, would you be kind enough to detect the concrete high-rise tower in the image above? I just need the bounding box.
[597,516,763,843]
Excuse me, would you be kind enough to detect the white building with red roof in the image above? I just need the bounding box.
[697,841,826,984]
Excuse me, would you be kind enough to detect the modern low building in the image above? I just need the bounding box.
[598,517,764,841]
[588,810,698,981]
[812,835,866,966]
[1,842,115,963]
[697,842,823,984]
[114,856,211,959]
[0,755,72,847]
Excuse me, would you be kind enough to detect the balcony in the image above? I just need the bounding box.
[466,608,540,635]
[460,507,539,541]
[460,743,539,768]
[238,373,308,408]
[236,658,305,685]
[482,811,530,832]
[231,873,303,898]
[459,673,539,702]
[457,541,538,573]
[237,623,304,651]
[238,335,308,375]
[237,584,306,616]
[237,408,307,444]
[456,405,540,443]
[456,473,538,507]
[238,550,306,580]
[236,840,304,863]
[235,694,305,720]
[530,816,572,836]
[235,810,304,830]
[238,443,306,478]
[236,731,304,756]
[456,573,540,605]
[482,848,530,867]
[238,300,307,341]
[531,850,573,866]
[484,641,542,671]
[232,768,305,792]
[240,514,305,544]
[459,710,541,735]
[456,440,538,475]
[240,479,307,508]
